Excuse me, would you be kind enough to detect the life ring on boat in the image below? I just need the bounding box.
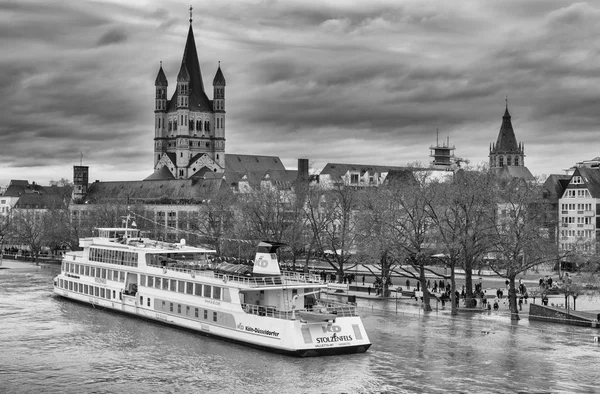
[163,267,167,274]
[191,270,195,278]
[223,275,228,283]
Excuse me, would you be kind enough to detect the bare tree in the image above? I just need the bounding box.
[305,184,361,282]
[486,177,556,320]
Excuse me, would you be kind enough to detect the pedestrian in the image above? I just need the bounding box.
[416,281,420,292]
[518,297,523,310]
[406,279,410,289]
[368,286,371,295]
[362,275,365,285]
[427,279,431,289]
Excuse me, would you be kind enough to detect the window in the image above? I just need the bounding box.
[203,310,208,320]
[177,304,181,314]
[187,282,194,294]
[572,176,583,184]
[213,287,221,300]
[195,308,199,318]
[186,306,190,316]
[148,276,154,287]
[170,302,173,312]
[204,285,212,298]
[213,312,217,322]
[178,281,185,293]
[195,283,202,295]
[170,279,177,291]
[147,298,151,307]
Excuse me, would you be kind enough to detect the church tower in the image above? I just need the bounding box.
[489,100,525,169]
[151,7,226,180]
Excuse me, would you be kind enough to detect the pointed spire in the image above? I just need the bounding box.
[155,61,168,86]
[177,63,190,82]
[504,94,511,117]
[213,61,226,86]
[495,99,518,152]
[189,5,193,25]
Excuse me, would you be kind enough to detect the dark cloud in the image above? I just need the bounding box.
[96,28,128,46]
[3,0,600,187]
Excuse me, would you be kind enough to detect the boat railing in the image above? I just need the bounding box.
[149,264,323,287]
[241,298,357,320]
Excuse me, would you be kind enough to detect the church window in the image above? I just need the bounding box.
[507,156,512,166]
[197,120,202,131]
[168,121,172,131]
[499,157,504,167]
[174,120,178,131]
[180,152,183,157]
[217,154,219,160]
[206,142,210,147]
[190,119,194,130]
[514,157,519,166]
[205,121,210,132]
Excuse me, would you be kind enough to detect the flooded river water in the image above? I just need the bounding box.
[1,263,599,393]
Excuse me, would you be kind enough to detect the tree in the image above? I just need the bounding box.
[383,169,437,311]
[11,209,51,264]
[427,168,497,312]
[0,214,11,265]
[305,184,360,282]
[486,177,557,320]
[355,186,401,297]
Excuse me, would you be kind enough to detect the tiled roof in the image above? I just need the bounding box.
[319,163,407,181]
[575,167,600,198]
[494,165,534,181]
[144,166,175,181]
[84,178,228,204]
[224,154,286,173]
[494,107,520,152]
[13,192,64,209]
[167,25,213,113]
[155,65,167,86]
[542,174,571,201]
[213,65,226,86]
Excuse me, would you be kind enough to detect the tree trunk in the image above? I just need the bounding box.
[450,266,457,316]
[464,255,475,308]
[508,274,519,321]
[420,264,432,311]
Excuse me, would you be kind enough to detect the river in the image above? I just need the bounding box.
[1,263,599,393]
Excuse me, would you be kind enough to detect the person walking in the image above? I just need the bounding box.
[362,275,365,286]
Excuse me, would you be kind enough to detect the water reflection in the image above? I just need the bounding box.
[1,264,599,393]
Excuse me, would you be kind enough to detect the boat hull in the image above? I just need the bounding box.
[53,287,371,357]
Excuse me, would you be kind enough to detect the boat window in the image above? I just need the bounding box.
[113,290,116,299]
[140,296,143,305]
[147,298,150,307]
[120,272,125,283]
[61,262,65,272]
[186,282,193,294]
[213,312,217,322]
[162,278,169,290]
[223,289,231,303]
[140,275,146,286]
[203,310,207,320]
[170,279,177,292]
[169,303,173,312]
[90,267,95,277]
[204,285,211,298]
[78,283,82,293]
[147,276,154,287]
[107,290,111,300]
[59,279,63,288]
[178,281,185,293]
[213,287,221,300]
[68,281,72,291]
[195,283,202,296]
[94,287,99,297]
[102,269,107,279]
[155,277,161,289]
[186,306,190,315]
[100,288,105,298]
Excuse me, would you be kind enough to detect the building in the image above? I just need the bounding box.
[489,102,534,181]
[151,13,226,179]
[430,134,456,170]
[557,167,600,256]
[71,15,306,245]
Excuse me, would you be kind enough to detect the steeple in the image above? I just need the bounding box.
[489,98,526,169]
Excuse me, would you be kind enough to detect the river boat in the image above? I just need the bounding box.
[52,227,371,357]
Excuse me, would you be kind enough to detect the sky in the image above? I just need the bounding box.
[1,0,600,188]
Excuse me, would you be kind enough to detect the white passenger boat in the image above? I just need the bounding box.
[52,227,371,356]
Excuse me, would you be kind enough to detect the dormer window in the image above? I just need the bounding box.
[572,176,583,185]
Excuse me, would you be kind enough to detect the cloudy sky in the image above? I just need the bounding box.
[1,0,600,188]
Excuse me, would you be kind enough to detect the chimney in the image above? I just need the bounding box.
[297,158,309,181]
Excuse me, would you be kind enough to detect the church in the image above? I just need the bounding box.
[70,14,306,241]
[488,101,534,181]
